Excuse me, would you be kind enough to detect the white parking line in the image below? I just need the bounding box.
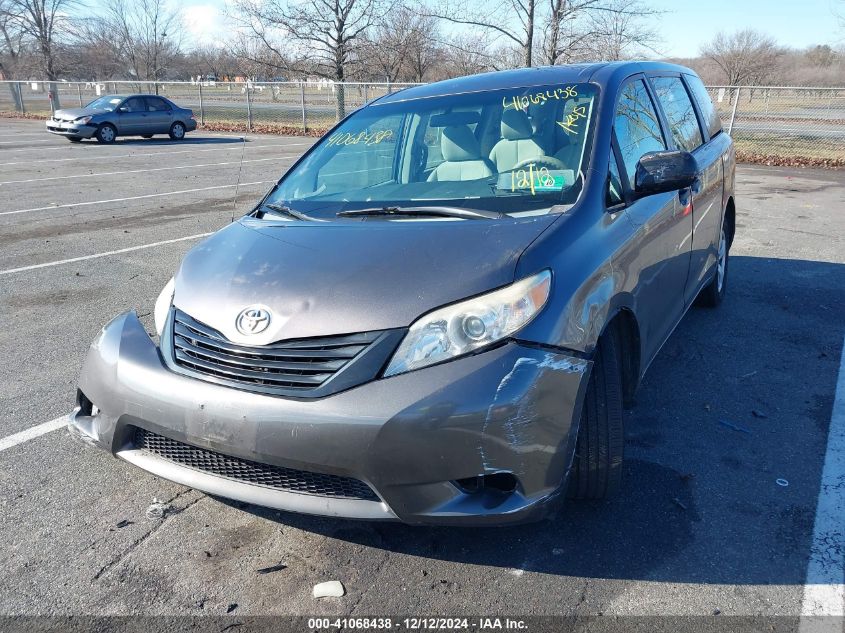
[0,232,213,276]
[0,138,54,145]
[0,156,293,185]
[0,416,68,453]
[0,180,271,216]
[0,142,308,167]
[799,334,845,627]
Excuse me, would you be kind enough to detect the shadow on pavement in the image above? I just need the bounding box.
[217,255,845,586]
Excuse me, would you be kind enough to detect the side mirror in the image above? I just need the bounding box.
[634,150,698,198]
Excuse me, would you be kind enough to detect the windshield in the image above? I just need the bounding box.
[263,83,598,219]
[84,96,123,111]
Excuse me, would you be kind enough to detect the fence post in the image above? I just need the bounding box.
[245,82,252,132]
[18,82,25,114]
[728,86,741,135]
[198,82,205,126]
[300,81,307,132]
[363,84,368,104]
[76,83,83,107]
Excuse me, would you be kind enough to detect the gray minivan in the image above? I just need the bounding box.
[70,62,735,525]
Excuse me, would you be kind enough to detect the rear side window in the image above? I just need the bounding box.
[613,79,665,188]
[650,77,703,152]
[146,97,171,112]
[684,74,722,138]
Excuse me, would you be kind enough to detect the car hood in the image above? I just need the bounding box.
[53,107,105,120]
[172,215,557,345]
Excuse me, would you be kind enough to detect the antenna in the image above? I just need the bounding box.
[231,135,246,223]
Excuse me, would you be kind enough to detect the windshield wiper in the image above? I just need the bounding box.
[336,205,505,220]
[256,202,313,221]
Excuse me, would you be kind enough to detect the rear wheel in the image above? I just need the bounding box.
[567,330,624,499]
[698,224,729,307]
[169,122,186,140]
[95,124,116,144]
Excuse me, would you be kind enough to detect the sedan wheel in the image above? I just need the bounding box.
[169,122,186,140]
[96,124,116,144]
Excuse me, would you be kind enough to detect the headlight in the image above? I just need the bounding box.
[153,278,175,335]
[74,115,92,124]
[383,270,551,377]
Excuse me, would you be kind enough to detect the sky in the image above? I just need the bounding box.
[179,0,844,56]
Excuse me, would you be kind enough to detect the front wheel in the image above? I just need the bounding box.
[567,330,624,499]
[95,124,116,144]
[698,224,729,307]
[169,122,186,140]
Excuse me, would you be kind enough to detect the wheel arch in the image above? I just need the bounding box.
[724,196,736,248]
[596,302,642,409]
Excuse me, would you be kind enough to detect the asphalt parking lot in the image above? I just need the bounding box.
[0,119,843,621]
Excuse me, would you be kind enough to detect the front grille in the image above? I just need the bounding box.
[170,309,382,395]
[133,427,379,501]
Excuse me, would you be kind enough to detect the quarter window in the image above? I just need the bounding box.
[606,155,624,207]
[651,77,703,152]
[613,79,665,189]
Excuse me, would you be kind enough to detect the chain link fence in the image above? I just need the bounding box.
[0,79,418,134]
[1,80,843,163]
[705,85,845,163]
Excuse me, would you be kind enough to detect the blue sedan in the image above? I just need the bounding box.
[46,94,197,143]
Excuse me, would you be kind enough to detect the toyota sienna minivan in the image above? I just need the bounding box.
[70,62,735,525]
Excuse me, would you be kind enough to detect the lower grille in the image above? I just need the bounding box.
[133,427,379,501]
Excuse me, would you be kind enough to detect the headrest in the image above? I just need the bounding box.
[430,111,481,127]
[501,108,534,141]
[441,125,482,162]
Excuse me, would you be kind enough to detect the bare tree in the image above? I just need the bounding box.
[231,0,389,118]
[581,0,661,60]
[360,7,439,82]
[424,0,538,67]
[94,0,184,82]
[4,0,76,80]
[701,29,783,86]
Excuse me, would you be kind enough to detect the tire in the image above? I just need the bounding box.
[698,224,729,307]
[141,134,153,139]
[67,136,82,143]
[567,329,624,500]
[169,122,186,140]
[95,124,116,144]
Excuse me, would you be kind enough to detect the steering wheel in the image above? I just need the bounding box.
[510,155,568,172]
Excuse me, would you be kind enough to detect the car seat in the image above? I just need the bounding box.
[488,109,546,172]
[427,125,496,182]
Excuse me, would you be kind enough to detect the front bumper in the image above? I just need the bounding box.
[71,311,591,525]
[46,118,97,138]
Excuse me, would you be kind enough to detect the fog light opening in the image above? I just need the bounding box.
[455,472,518,495]
[76,389,99,417]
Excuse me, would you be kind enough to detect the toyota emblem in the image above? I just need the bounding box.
[236,306,271,335]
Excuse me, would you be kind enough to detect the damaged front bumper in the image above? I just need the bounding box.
[70,311,591,525]
[45,118,97,138]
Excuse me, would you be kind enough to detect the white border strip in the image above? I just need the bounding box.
[0,416,68,452]
[0,180,270,216]
[0,232,212,275]
[799,334,845,627]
